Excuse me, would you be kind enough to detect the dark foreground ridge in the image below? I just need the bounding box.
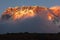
[0,32,60,40]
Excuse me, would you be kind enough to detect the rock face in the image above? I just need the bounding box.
[1,6,49,20]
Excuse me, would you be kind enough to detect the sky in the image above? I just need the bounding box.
[0,0,60,34]
[0,0,60,14]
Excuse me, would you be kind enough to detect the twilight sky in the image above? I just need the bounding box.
[0,0,60,14]
[0,0,60,34]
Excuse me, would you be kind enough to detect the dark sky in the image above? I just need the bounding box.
[0,0,60,34]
